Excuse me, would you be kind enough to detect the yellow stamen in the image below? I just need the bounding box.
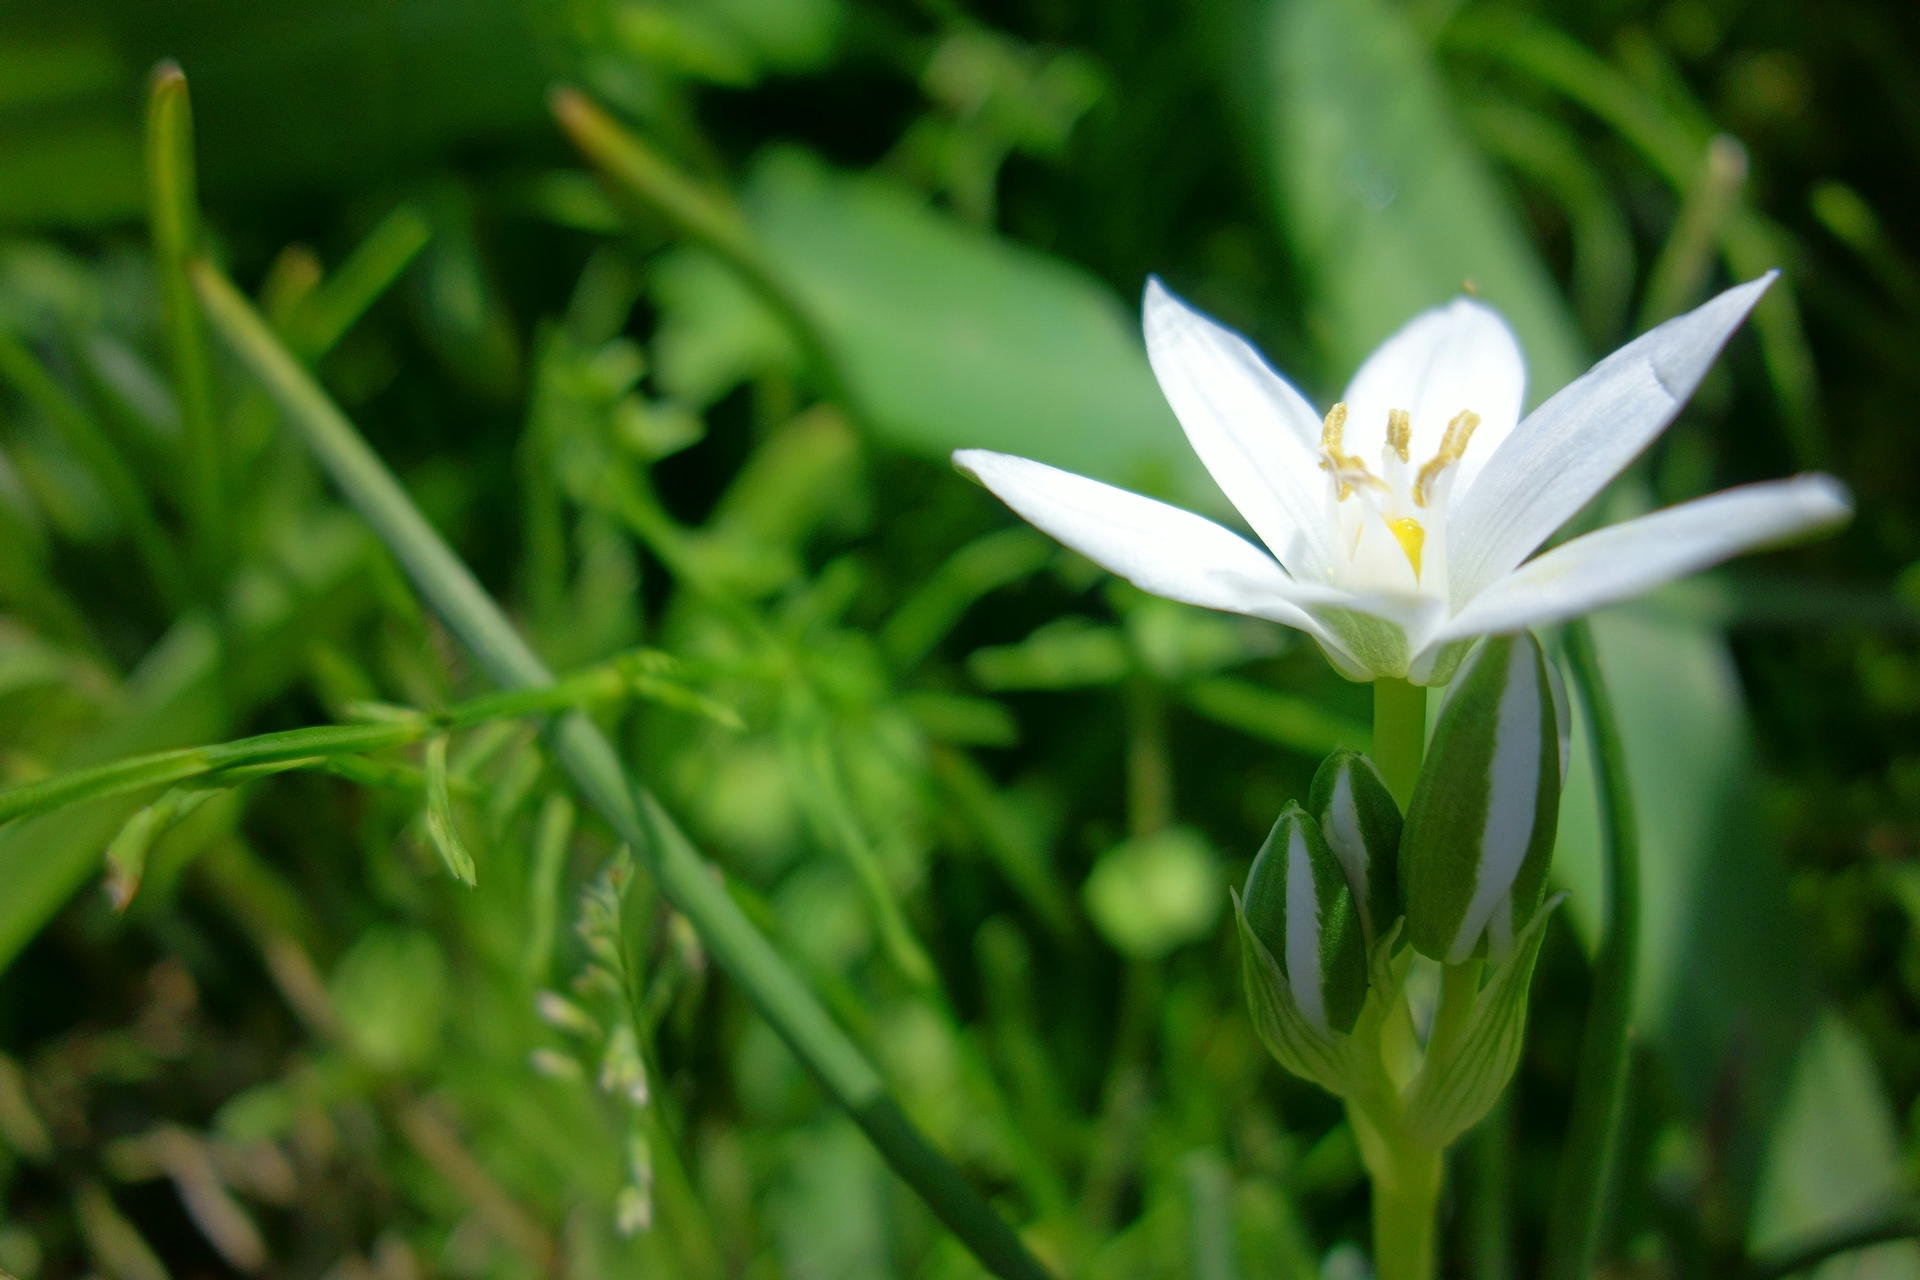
[1319,402,1380,499]
[1414,409,1481,507]
[1386,408,1411,462]
[1388,517,1426,576]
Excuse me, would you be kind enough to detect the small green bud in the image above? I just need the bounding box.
[1242,804,1368,1034]
[1307,750,1402,944]
[1400,632,1563,965]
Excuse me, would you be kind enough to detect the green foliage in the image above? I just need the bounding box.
[0,0,1912,1278]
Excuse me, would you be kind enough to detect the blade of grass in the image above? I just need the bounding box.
[1545,619,1641,1280]
[192,256,1055,1280]
[0,649,724,825]
[549,88,861,421]
[284,203,433,360]
[145,62,225,584]
[423,735,477,886]
[0,330,188,609]
[1639,136,1748,330]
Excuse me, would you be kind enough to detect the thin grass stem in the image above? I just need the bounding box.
[1544,619,1640,1280]
[145,63,226,584]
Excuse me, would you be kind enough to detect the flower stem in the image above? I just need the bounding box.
[1373,678,1427,807]
[1545,619,1640,1280]
[1350,1103,1443,1280]
[1372,1145,1443,1280]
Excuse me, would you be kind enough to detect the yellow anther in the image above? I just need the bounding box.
[1386,409,1411,462]
[1320,402,1349,454]
[1413,409,1481,507]
[1319,402,1381,500]
[1388,517,1426,576]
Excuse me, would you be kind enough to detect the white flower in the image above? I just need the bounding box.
[954,275,1852,684]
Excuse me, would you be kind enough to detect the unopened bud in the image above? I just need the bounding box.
[1308,750,1402,944]
[1242,804,1368,1034]
[1400,632,1563,964]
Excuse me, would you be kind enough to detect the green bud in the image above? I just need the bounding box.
[1400,632,1563,965]
[1242,804,1368,1034]
[1308,750,1402,944]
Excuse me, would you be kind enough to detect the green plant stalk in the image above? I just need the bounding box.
[285,202,433,359]
[1544,619,1640,1280]
[1373,678,1426,808]
[192,258,1054,1280]
[1370,1141,1442,1280]
[0,652,711,825]
[1358,677,1443,1280]
[145,63,226,583]
[549,88,862,420]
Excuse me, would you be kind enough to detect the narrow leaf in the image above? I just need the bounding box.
[424,736,477,886]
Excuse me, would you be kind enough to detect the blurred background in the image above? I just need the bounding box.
[0,0,1915,1277]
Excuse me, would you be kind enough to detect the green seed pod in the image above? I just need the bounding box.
[1242,803,1368,1034]
[1308,750,1403,944]
[1399,632,1563,965]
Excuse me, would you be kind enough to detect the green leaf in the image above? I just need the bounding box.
[1552,607,1816,1207]
[1748,1012,1920,1273]
[743,148,1219,507]
[424,735,477,887]
[1404,897,1558,1149]
[102,785,215,913]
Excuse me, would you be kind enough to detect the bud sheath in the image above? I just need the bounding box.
[1243,804,1368,1033]
[1308,750,1402,944]
[1400,633,1563,964]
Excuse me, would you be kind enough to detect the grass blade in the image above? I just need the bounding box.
[145,62,226,584]
[424,736,477,886]
[1544,620,1641,1280]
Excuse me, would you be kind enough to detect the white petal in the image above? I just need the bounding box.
[1427,474,1852,645]
[1447,274,1776,605]
[1341,298,1525,496]
[952,450,1365,661]
[1143,279,1336,578]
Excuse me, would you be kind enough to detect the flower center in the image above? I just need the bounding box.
[1319,403,1483,580]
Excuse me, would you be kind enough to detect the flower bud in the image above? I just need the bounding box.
[1400,632,1563,965]
[1307,750,1402,944]
[1242,804,1368,1034]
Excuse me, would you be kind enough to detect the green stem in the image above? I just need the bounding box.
[192,259,1054,1280]
[1427,958,1484,1070]
[1467,1100,1514,1280]
[1349,1103,1442,1280]
[1544,619,1640,1280]
[1373,678,1427,808]
[1372,1146,1442,1280]
[145,63,226,586]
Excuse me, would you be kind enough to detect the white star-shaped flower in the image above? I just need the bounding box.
[955,275,1851,684]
